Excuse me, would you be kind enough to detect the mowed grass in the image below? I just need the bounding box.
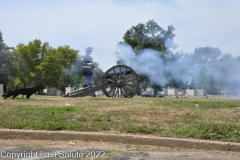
[0,95,240,142]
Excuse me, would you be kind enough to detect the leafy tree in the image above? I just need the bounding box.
[163,51,191,89]
[0,31,14,91]
[63,54,83,88]
[0,31,4,50]
[190,47,222,94]
[36,44,78,88]
[123,20,177,54]
[8,39,78,90]
[217,54,240,95]
[173,48,240,95]
[117,20,177,95]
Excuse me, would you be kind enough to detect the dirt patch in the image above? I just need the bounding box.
[95,106,127,114]
[0,139,240,160]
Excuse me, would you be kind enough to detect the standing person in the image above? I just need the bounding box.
[81,47,96,97]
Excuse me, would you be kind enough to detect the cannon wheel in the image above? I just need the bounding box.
[102,65,139,98]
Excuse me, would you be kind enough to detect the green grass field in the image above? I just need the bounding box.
[0,95,240,142]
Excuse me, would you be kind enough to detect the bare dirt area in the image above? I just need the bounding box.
[0,139,240,160]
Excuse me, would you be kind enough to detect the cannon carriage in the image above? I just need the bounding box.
[64,65,139,98]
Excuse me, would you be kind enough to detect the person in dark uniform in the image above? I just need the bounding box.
[81,47,96,96]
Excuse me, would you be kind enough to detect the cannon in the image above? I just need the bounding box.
[64,65,139,98]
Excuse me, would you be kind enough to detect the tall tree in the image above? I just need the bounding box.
[217,54,240,95]
[0,31,13,91]
[123,20,177,53]
[63,54,83,88]
[117,20,177,95]
[8,39,78,90]
[190,47,222,94]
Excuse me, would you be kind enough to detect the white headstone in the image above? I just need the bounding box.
[0,84,4,95]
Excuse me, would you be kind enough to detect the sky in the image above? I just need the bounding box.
[1,0,240,71]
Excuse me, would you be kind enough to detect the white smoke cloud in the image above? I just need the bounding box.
[116,43,240,95]
[116,43,170,86]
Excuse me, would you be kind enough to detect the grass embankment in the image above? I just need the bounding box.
[0,96,240,142]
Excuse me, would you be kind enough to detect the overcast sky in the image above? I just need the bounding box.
[1,0,240,71]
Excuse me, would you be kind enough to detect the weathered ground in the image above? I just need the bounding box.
[0,139,240,160]
[1,95,240,159]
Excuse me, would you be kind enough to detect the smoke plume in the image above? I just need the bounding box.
[116,43,240,95]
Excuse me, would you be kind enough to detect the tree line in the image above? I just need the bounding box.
[1,19,240,95]
[116,20,240,95]
[0,32,103,92]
